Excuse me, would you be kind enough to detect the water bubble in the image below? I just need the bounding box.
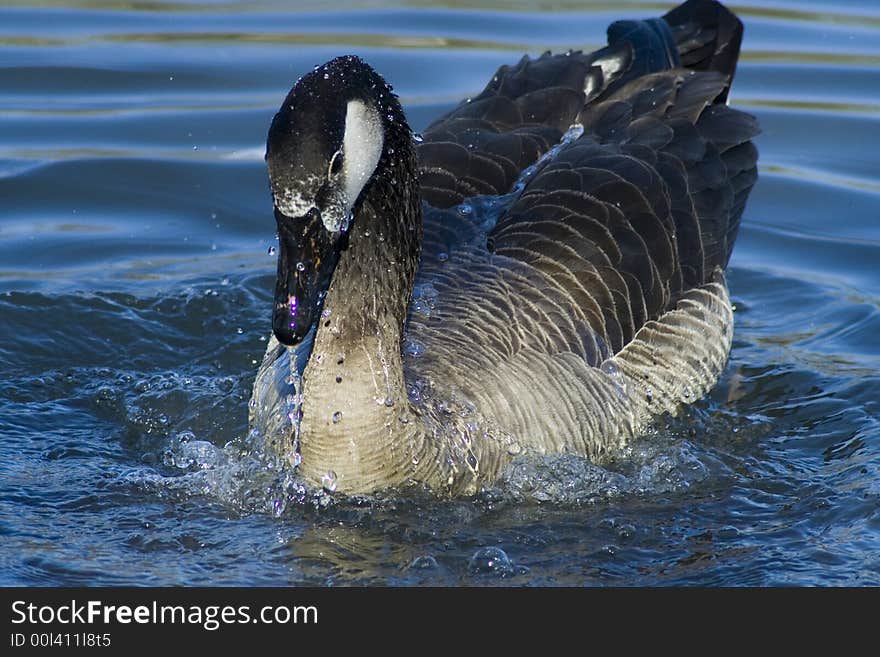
[408,555,438,570]
[221,276,230,286]
[645,388,653,404]
[176,430,195,444]
[616,523,636,541]
[467,547,516,577]
[236,327,243,335]
[507,442,523,456]
[296,261,306,272]
[323,73,329,80]
[384,398,394,407]
[412,133,424,143]
[321,308,331,318]
[321,470,338,493]
[437,252,449,263]
[331,411,342,424]
[267,246,276,256]
[458,203,473,216]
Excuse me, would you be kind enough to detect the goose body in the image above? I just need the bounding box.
[250,0,759,495]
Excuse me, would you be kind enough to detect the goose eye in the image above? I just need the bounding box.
[328,149,344,178]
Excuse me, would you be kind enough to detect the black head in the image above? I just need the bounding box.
[266,55,404,346]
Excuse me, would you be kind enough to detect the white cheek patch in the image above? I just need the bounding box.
[325,98,383,232]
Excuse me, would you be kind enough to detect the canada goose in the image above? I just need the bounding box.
[249,0,759,495]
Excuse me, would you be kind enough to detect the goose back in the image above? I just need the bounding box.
[398,0,758,488]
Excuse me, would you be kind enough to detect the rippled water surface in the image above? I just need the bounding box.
[2,0,879,586]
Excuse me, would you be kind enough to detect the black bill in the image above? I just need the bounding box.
[272,207,344,346]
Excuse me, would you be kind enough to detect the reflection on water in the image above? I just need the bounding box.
[0,0,879,585]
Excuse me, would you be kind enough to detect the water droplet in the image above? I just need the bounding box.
[507,442,522,456]
[323,73,329,80]
[331,411,342,424]
[645,388,653,403]
[236,327,243,334]
[404,340,425,357]
[601,360,620,377]
[221,276,230,286]
[384,398,394,407]
[437,252,449,262]
[458,203,473,216]
[683,386,692,399]
[296,261,305,272]
[411,454,419,464]
[268,246,276,256]
[321,470,338,493]
[412,133,424,143]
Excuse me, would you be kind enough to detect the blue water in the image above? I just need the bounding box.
[1,0,879,586]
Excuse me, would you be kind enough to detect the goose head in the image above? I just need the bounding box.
[266,55,415,347]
